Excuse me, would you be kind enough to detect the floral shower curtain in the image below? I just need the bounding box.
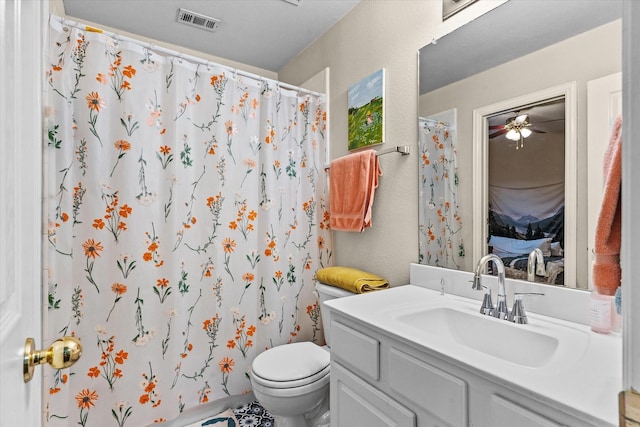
[418,111,465,269]
[44,18,332,426]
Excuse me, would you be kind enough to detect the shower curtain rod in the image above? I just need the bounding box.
[53,15,324,98]
[420,117,450,127]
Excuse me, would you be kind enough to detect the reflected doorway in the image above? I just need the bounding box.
[487,98,566,286]
[472,82,578,289]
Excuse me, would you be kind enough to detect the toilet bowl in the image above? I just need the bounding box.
[249,282,354,427]
[250,342,330,426]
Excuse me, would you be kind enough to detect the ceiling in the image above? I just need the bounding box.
[62,0,360,72]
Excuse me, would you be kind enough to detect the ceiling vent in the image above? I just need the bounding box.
[177,8,221,32]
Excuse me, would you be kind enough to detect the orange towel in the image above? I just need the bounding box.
[593,115,622,296]
[329,149,382,232]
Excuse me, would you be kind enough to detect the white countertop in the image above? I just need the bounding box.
[325,284,622,427]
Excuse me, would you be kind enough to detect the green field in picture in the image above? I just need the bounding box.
[348,96,383,150]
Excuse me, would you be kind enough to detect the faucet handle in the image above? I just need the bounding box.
[509,292,545,324]
[470,276,483,291]
[479,286,494,316]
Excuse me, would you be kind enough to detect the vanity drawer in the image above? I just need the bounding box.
[331,320,380,381]
[389,347,468,427]
[490,395,564,427]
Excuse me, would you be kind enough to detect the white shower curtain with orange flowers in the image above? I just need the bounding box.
[418,111,465,269]
[44,18,332,426]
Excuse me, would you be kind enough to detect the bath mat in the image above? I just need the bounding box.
[232,401,275,427]
[184,409,239,427]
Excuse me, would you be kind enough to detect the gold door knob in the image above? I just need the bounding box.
[23,336,82,383]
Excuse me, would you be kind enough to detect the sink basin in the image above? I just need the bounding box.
[330,284,591,371]
[395,306,560,368]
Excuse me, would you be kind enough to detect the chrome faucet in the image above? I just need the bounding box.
[527,248,546,282]
[472,254,509,320]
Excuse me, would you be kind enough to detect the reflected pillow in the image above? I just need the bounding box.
[488,235,552,258]
[550,241,563,257]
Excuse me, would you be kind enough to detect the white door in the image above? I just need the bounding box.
[0,0,47,425]
[587,72,623,289]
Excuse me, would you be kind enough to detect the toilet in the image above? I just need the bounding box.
[249,282,354,427]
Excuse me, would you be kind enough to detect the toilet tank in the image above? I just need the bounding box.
[315,282,354,346]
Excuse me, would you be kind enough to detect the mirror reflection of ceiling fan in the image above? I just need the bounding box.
[489,101,565,150]
[489,113,546,149]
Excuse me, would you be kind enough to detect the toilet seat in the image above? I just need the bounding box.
[251,342,330,389]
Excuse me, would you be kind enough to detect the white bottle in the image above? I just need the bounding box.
[590,291,612,334]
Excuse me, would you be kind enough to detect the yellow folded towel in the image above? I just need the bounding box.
[316,266,389,294]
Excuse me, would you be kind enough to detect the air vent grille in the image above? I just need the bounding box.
[177,8,221,32]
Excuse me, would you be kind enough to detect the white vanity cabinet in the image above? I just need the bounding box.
[329,312,603,427]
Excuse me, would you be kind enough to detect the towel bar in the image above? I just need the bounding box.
[376,145,411,156]
[323,145,410,170]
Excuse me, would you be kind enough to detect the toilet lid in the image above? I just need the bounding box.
[251,342,330,386]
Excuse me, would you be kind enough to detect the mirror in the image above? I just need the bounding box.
[418,0,623,290]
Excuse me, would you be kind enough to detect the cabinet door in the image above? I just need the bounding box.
[332,362,415,427]
[389,348,468,427]
[490,395,564,427]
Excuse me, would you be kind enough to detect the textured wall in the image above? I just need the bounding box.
[278,0,506,285]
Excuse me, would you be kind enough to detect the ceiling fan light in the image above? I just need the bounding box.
[520,128,532,138]
[506,129,520,141]
[514,114,528,124]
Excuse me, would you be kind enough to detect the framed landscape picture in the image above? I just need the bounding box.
[442,0,478,20]
[348,69,385,151]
